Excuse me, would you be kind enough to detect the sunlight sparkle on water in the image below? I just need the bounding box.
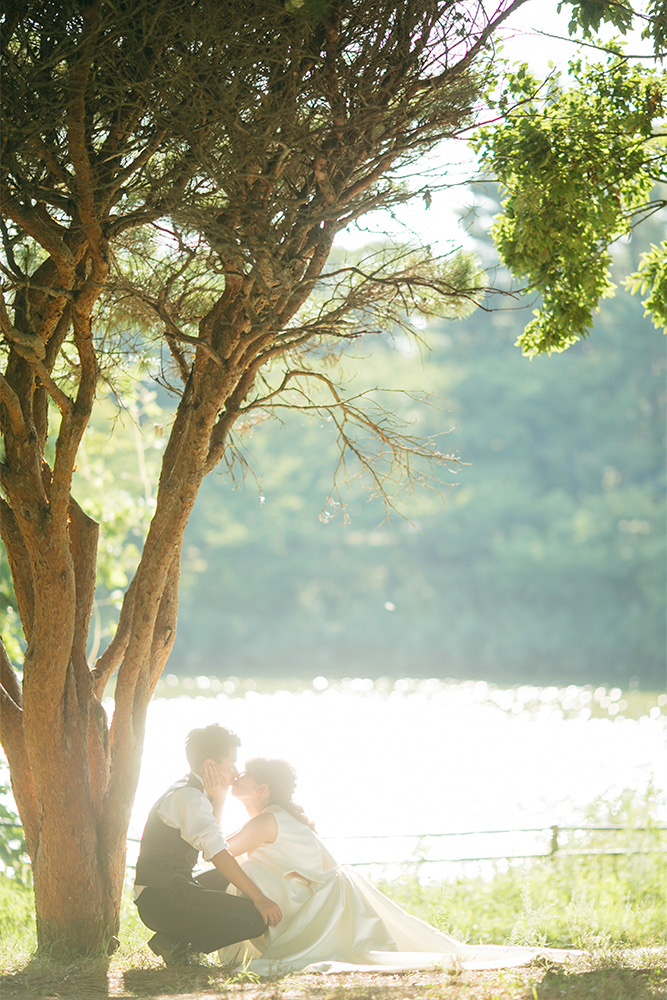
[123,678,667,874]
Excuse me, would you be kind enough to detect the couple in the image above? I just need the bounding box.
[135,723,577,975]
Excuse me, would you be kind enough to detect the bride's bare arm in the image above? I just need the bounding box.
[210,848,282,926]
[227,812,278,856]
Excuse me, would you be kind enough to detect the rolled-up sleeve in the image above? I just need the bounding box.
[157,786,229,861]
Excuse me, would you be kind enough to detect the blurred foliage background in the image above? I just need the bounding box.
[1,191,664,689]
[168,197,666,688]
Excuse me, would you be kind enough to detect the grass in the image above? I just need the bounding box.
[1,856,665,1000]
[377,783,667,951]
[1,787,665,998]
[377,852,667,952]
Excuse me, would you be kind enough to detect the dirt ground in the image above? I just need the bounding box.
[2,951,666,1000]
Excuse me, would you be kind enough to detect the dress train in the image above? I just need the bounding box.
[218,805,579,977]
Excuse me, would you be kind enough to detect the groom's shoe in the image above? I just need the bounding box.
[147,932,198,966]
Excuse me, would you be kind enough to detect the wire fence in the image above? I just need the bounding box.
[319,825,667,868]
[121,824,667,871]
[3,821,667,871]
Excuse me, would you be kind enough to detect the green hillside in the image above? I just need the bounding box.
[168,228,666,687]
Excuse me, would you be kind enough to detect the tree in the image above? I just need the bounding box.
[0,0,533,956]
[1,0,663,958]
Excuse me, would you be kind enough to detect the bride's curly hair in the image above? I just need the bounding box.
[245,758,316,830]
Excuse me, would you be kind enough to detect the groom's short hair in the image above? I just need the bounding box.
[185,724,241,770]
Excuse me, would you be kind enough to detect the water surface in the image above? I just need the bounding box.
[125,677,667,873]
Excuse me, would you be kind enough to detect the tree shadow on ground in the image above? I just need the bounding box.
[0,960,236,1000]
[1,957,665,999]
[120,961,667,1000]
[536,963,667,1000]
[0,956,111,1000]
[121,963,233,997]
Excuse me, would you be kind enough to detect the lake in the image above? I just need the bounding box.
[125,676,667,877]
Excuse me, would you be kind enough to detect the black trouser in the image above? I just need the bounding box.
[135,868,266,954]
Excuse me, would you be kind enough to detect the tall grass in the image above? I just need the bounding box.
[2,846,664,972]
[0,880,150,971]
[378,785,667,950]
[0,787,664,972]
[378,850,666,950]
[0,877,35,966]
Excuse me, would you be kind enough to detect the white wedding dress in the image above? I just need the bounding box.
[218,805,578,977]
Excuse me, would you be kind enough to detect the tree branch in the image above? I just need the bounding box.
[48,276,102,520]
[427,0,530,87]
[33,362,73,417]
[91,575,137,699]
[68,495,99,681]
[147,550,181,697]
[119,284,224,370]
[0,190,76,286]
[0,640,39,859]
[0,288,46,363]
[105,127,169,199]
[0,498,35,644]
[243,369,460,519]
[0,372,27,439]
[66,1,107,271]
[0,635,21,709]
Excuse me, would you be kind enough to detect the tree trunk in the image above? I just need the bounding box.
[2,340,244,957]
[1,217,335,954]
[32,809,120,956]
[1,229,339,951]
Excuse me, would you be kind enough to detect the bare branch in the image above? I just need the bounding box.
[0,639,39,858]
[34,363,73,417]
[236,367,460,519]
[426,0,530,88]
[147,551,181,697]
[105,128,169,200]
[0,214,26,281]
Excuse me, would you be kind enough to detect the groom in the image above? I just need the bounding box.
[134,723,282,964]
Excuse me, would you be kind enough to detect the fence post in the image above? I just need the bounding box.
[550,825,559,859]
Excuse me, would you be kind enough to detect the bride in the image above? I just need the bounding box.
[215,758,579,977]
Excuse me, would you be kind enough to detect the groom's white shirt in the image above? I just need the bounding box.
[134,772,229,899]
[157,772,229,860]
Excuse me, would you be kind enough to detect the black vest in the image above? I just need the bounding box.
[135,774,201,889]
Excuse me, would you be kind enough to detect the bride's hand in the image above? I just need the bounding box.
[253,894,282,927]
[202,760,227,812]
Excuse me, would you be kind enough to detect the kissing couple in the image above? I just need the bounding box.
[135,723,579,976]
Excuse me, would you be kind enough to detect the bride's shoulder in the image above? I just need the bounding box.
[262,804,298,830]
[263,803,286,818]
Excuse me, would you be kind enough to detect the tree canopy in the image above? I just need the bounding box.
[474,4,666,352]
